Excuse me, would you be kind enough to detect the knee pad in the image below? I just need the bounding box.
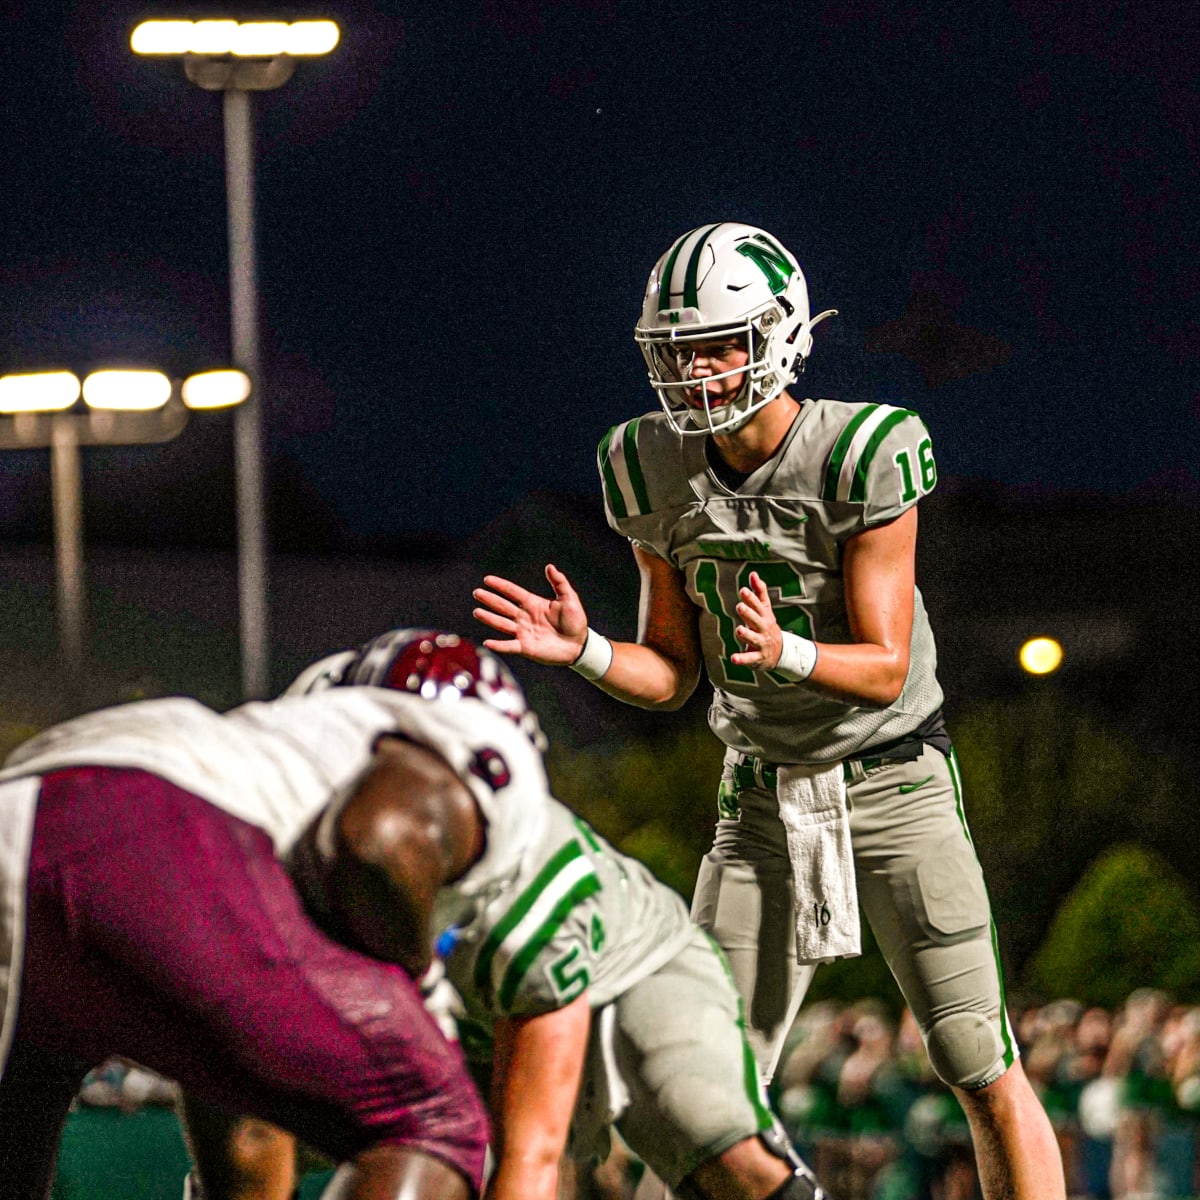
[924,1009,1010,1090]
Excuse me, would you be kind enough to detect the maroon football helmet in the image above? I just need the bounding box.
[294,629,547,750]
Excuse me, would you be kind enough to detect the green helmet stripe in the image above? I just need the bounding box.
[847,409,914,503]
[681,223,722,310]
[822,404,878,501]
[656,230,693,313]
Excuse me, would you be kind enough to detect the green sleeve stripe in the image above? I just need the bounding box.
[573,816,602,853]
[473,841,601,1008]
[597,425,626,520]
[847,409,914,503]
[497,873,602,1011]
[822,403,878,501]
[622,418,651,514]
[682,224,721,310]
[474,841,583,995]
[599,419,651,520]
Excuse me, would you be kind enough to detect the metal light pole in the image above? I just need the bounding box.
[131,18,340,698]
[223,86,270,700]
[0,369,248,699]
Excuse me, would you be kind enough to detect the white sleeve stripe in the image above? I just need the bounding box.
[832,404,905,503]
[605,425,643,518]
[485,855,596,996]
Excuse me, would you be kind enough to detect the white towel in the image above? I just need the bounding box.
[776,762,861,963]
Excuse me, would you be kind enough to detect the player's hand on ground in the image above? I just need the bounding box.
[731,571,783,670]
[473,564,589,665]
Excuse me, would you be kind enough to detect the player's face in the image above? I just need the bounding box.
[667,336,750,409]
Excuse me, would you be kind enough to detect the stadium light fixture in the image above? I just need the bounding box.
[182,369,253,410]
[0,366,250,695]
[82,369,172,412]
[129,15,340,699]
[0,371,81,414]
[1018,635,1064,676]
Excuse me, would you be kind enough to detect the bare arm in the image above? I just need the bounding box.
[302,736,485,979]
[733,505,918,708]
[486,996,591,1200]
[473,547,701,710]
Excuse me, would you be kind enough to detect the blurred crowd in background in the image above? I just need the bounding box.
[77,986,1200,1200]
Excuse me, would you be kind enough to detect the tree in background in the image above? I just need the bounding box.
[1027,844,1200,1009]
[948,684,1197,982]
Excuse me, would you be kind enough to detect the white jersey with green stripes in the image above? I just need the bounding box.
[441,799,695,1031]
[598,398,945,763]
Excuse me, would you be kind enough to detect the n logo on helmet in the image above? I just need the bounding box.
[736,235,793,295]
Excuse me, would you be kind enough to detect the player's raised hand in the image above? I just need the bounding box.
[731,571,783,670]
[473,564,589,665]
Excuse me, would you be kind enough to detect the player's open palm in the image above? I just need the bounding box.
[473,564,588,665]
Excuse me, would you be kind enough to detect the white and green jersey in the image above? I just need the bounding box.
[598,399,944,763]
[441,799,694,1037]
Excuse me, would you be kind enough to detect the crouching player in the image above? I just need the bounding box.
[279,630,832,1200]
[0,668,491,1199]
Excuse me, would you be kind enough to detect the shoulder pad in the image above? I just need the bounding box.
[820,403,932,508]
[597,413,681,521]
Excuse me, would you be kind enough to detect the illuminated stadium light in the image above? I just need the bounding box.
[182,369,251,410]
[130,19,340,57]
[82,369,172,412]
[1019,636,1064,676]
[130,16,340,700]
[0,371,81,414]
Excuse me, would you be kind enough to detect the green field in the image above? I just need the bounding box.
[53,1107,333,1200]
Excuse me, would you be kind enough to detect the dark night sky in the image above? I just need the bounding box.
[0,0,1197,544]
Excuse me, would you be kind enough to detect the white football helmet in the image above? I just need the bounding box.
[634,222,837,435]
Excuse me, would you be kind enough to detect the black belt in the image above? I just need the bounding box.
[732,750,887,790]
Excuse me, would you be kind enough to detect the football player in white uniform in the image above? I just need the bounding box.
[187,630,831,1200]
[0,672,497,1198]
[473,222,1065,1200]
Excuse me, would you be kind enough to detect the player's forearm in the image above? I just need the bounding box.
[576,636,698,710]
[806,640,909,708]
[486,1149,562,1200]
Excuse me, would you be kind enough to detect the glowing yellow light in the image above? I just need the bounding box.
[1019,636,1064,676]
[182,369,251,410]
[285,21,340,55]
[82,370,171,412]
[131,18,339,57]
[0,371,80,413]
[233,22,290,56]
[190,20,240,54]
[131,21,194,54]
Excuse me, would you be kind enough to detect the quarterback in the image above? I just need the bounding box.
[473,222,1065,1199]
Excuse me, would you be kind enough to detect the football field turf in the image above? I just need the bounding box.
[53,1107,333,1199]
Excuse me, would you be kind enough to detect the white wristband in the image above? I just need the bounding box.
[773,631,818,681]
[570,628,614,681]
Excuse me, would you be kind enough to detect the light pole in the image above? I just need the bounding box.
[0,368,251,695]
[130,18,340,698]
